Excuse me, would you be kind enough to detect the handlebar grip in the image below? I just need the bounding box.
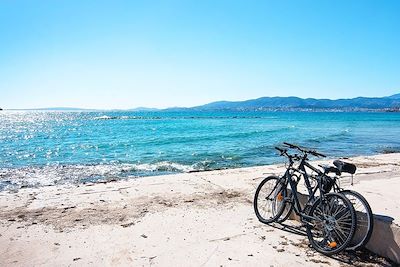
[283,142,296,148]
[311,151,326,157]
[275,147,284,153]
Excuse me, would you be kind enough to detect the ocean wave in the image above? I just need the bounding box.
[129,161,196,172]
[92,115,266,121]
[93,115,117,120]
[305,129,351,144]
[93,115,164,120]
[0,161,209,191]
[143,127,295,146]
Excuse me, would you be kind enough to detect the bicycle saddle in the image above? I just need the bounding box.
[319,164,341,175]
[333,160,357,174]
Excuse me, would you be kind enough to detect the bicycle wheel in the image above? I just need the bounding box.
[277,174,301,223]
[306,192,356,255]
[277,190,294,223]
[254,176,287,224]
[340,190,374,250]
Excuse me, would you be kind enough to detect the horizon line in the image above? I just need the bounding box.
[1,92,399,111]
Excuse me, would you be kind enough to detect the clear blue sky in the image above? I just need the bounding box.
[0,0,399,109]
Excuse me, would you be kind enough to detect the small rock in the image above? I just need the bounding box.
[141,234,148,238]
[121,222,135,228]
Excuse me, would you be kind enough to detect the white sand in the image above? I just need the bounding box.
[1,153,399,266]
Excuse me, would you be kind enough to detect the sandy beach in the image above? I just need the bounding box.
[1,153,399,266]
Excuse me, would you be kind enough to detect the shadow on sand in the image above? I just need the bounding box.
[266,221,397,266]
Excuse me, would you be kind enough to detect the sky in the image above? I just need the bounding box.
[0,0,399,109]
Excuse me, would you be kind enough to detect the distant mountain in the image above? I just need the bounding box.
[385,93,400,99]
[190,94,400,111]
[5,93,400,112]
[128,107,160,112]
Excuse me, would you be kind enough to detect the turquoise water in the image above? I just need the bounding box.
[1,111,400,190]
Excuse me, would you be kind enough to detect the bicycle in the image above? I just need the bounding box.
[271,142,373,251]
[254,145,357,255]
[320,159,374,251]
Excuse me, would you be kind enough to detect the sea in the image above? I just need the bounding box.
[1,110,399,191]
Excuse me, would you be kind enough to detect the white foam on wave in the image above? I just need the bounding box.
[0,161,202,191]
[132,161,195,172]
[94,115,114,120]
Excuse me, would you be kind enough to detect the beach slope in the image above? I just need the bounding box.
[1,154,399,266]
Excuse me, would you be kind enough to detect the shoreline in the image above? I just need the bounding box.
[2,151,400,193]
[1,153,399,266]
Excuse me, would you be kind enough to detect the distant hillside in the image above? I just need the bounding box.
[386,93,400,99]
[6,93,400,112]
[190,94,400,111]
[128,107,160,112]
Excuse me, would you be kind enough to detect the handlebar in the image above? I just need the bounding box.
[275,146,286,154]
[282,142,326,158]
[275,147,302,161]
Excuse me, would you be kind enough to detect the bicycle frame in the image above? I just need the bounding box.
[278,153,326,223]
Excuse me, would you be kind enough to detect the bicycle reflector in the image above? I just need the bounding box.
[328,241,337,248]
[277,192,283,201]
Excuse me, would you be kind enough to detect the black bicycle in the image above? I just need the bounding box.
[278,143,374,251]
[319,160,374,251]
[254,144,357,255]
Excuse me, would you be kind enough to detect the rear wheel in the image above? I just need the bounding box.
[254,176,287,224]
[340,190,374,250]
[306,193,356,255]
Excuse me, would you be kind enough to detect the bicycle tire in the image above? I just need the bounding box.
[339,190,374,250]
[254,176,287,224]
[276,190,294,223]
[305,192,357,255]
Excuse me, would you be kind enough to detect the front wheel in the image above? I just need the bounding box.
[277,190,294,223]
[254,176,287,224]
[305,193,356,255]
